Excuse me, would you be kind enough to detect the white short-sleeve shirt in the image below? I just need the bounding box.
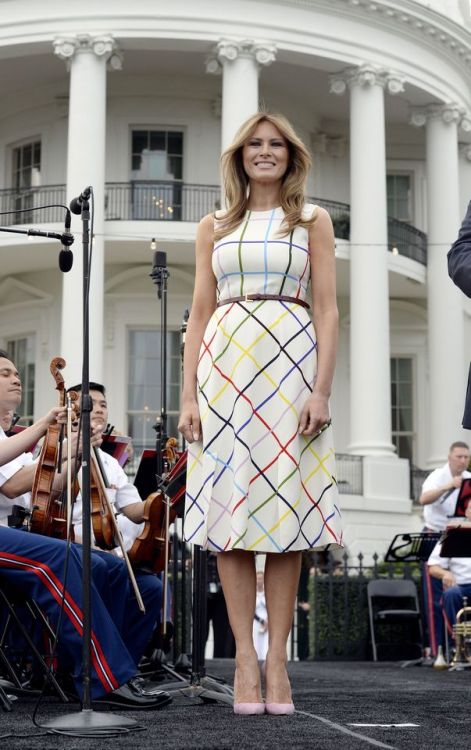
[427,540,471,584]
[421,463,471,531]
[0,427,33,526]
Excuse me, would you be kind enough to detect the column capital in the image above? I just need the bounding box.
[206,38,277,75]
[459,143,471,161]
[409,103,466,128]
[329,65,404,96]
[53,34,123,70]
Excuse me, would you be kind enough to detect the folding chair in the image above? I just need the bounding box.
[0,583,68,702]
[367,578,423,662]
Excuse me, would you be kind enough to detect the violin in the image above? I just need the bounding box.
[128,438,180,573]
[30,357,76,540]
[89,446,116,551]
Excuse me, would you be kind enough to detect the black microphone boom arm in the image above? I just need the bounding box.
[0,225,74,246]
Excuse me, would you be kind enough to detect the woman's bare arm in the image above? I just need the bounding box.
[178,213,217,443]
[298,207,338,436]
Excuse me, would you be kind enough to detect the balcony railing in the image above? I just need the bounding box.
[105,181,221,222]
[0,185,66,225]
[0,182,427,265]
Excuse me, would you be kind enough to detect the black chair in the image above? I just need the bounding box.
[367,578,423,662]
[0,583,68,702]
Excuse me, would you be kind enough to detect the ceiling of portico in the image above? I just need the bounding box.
[0,46,444,128]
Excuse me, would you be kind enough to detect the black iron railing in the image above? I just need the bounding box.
[104,181,221,222]
[388,216,427,265]
[0,185,66,225]
[0,183,428,265]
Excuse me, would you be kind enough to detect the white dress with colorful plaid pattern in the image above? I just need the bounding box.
[183,205,343,553]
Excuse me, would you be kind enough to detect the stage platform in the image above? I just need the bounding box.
[1,659,470,749]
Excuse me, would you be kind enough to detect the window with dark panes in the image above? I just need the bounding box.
[6,336,35,425]
[127,329,181,475]
[11,141,41,223]
[131,129,183,220]
[390,357,414,462]
[387,173,412,223]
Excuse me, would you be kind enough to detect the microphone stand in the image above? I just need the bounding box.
[41,189,136,735]
[148,255,232,705]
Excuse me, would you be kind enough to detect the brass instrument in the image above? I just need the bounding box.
[451,596,471,668]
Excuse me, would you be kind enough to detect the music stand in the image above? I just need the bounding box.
[384,532,442,667]
[440,522,471,557]
[384,532,442,564]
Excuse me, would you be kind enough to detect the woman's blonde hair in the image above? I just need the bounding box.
[214,112,315,242]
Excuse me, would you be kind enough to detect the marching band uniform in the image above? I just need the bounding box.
[0,440,166,704]
[0,525,136,699]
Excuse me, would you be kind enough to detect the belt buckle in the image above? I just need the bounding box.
[244,293,255,303]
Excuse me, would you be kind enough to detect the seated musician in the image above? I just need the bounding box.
[419,441,471,656]
[0,350,170,708]
[68,381,166,660]
[428,530,471,642]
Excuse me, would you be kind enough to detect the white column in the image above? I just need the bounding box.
[412,105,466,465]
[206,39,276,151]
[331,66,403,456]
[54,35,120,385]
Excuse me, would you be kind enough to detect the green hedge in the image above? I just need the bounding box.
[307,571,421,660]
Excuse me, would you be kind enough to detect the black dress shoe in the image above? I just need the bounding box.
[94,682,172,710]
[129,676,171,696]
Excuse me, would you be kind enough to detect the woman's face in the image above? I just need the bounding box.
[242,120,289,185]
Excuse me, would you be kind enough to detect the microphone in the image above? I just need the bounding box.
[70,186,92,215]
[58,209,74,272]
[150,250,168,299]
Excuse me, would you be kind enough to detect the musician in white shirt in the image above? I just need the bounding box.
[428,540,471,633]
[419,441,471,656]
[420,442,471,532]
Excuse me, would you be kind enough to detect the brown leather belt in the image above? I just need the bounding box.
[216,294,310,310]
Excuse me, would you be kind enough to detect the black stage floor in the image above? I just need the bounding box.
[1,659,470,750]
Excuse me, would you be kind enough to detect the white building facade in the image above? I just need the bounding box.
[1,0,471,556]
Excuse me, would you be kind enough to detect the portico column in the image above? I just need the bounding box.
[412,105,466,466]
[206,39,276,151]
[331,66,403,456]
[53,35,121,384]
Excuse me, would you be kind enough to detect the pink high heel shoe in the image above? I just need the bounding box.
[265,702,295,715]
[233,702,265,715]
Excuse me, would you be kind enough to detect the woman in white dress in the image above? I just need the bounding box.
[179,112,342,715]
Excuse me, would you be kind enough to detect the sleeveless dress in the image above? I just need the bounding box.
[183,204,343,553]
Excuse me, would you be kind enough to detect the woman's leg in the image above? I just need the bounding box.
[264,551,302,704]
[217,550,261,702]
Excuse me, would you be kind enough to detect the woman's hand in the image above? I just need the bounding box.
[178,397,201,443]
[298,391,331,436]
